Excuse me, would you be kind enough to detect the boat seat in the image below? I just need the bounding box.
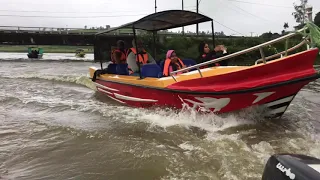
[156,59,162,66]
[182,59,197,71]
[116,64,129,75]
[141,64,162,78]
[159,60,165,71]
[106,64,117,74]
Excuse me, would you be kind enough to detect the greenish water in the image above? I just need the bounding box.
[0,56,319,179]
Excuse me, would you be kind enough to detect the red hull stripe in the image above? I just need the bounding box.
[92,73,319,95]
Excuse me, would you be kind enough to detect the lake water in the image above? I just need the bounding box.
[0,52,319,180]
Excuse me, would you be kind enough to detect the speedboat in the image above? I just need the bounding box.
[88,10,320,118]
[75,48,86,58]
[27,47,43,59]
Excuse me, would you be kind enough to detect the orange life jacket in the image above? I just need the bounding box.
[127,48,148,64]
[163,58,186,76]
[111,49,127,64]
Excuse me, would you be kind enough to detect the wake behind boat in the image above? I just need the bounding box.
[89,10,320,118]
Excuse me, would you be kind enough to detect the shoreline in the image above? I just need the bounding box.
[0,45,94,54]
[0,51,94,54]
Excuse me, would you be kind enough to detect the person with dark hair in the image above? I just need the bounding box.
[111,40,128,64]
[197,42,228,69]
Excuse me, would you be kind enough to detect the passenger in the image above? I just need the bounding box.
[111,40,127,64]
[163,50,188,77]
[31,50,37,56]
[197,42,228,69]
[126,39,156,75]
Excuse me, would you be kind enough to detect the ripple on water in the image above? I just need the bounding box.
[0,60,319,180]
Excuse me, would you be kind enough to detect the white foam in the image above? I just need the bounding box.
[0,73,96,90]
[178,142,202,152]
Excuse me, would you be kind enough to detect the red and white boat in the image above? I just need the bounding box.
[89,10,320,118]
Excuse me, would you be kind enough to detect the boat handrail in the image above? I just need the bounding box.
[169,28,309,79]
[255,37,310,65]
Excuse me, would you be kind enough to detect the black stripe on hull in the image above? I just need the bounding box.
[262,94,297,118]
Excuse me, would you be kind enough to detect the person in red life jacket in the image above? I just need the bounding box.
[197,42,228,69]
[163,50,188,77]
[111,40,127,64]
[126,39,156,75]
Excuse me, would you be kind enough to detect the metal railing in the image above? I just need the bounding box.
[169,28,311,81]
[254,37,309,65]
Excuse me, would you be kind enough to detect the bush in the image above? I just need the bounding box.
[139,34,306,65]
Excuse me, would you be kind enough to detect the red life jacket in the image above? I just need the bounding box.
[111,49,127,64]
[127,48,149,74]
[127,48,148,64]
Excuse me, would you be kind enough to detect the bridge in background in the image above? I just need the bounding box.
[0,25,243,46]
[0,25,245,61]
[0,25,230,36]
[0,26,128,35]
[0,26,133,46]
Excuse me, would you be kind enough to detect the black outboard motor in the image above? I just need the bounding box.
[262,154,320,180]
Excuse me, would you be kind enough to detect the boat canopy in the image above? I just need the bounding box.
[95,10,215,79]
[28,47,43,54]
[96,10,213,35]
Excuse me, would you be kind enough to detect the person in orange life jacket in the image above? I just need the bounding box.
[197,42,228,69]
[111,40,127,64]
[163,50,188,77]
[126,39,156,75]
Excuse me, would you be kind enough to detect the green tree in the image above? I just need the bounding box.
[292,0,308,25]
[315,12,320,27]
[283,22,289,29]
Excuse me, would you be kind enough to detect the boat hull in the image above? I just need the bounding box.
[76,53,85,58]
[27,53,43,59]
[91,48,320,117]
[94,74,317,117]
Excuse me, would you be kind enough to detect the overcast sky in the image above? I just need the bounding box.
[0,0,319,36]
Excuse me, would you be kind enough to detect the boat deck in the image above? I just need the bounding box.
[89,66,249,88]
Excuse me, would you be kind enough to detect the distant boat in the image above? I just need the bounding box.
[75,49,86,58]
[27,47,43,59]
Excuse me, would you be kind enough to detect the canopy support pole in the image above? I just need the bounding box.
[132,26,143,79]
[211,20,215,47]
[95,35,103,70]
[153,31,157,61]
